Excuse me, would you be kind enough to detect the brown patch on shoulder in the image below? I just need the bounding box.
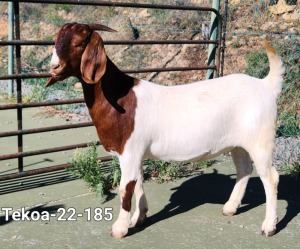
[81,58,140,155]
[122,180,137,212]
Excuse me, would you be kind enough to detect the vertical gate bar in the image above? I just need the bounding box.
[14,1,24,172]
[8,2,14,96]
[206,0,220,79]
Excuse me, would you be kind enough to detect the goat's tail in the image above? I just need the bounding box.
[261,41,284,97]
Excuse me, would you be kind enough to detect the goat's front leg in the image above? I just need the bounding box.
[110,156,142,239]
[130,177,148,228]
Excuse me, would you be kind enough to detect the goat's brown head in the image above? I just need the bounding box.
[46,23,116,87]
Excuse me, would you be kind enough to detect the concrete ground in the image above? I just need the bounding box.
[1,163,300,249]
[1,101,300,249]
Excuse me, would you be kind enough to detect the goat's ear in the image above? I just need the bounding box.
[81,32,107,84]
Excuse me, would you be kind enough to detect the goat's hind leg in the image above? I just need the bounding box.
[223,147,253,216]
[250,147,279,237]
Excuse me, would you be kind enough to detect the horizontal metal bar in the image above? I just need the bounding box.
[0,156,112,181]
[0,98,85,110]
[17,0,221,19]
[0,40,54,46]
[0,66,216,81]
[124,66,217,74]
[0,72,50,80]
[0,122,94,138]
[0,39,218,46]
[109,40,218,45]
[0,142,101,160]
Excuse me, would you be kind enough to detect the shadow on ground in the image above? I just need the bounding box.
[128,169,300,236]
[0,170,76,195]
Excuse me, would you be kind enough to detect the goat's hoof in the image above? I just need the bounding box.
[222,202,238,216]
[222,208,236,216]
[110,230,126,239]
[130,214,147,228]
[222,211,235,216]
[261,229,276,237]
[261,218,277,237]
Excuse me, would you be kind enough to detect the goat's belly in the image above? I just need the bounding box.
[145,140,233,162]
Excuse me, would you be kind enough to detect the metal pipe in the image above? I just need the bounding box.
[0,65,216,81]
[0,122,94,138]
[0,142,101,160]
[0,98,85,110]
[206,0,220,80]
[14,1,24,172]
[0,39,219,46]
[16,0,222,18]
[0,72,50,80]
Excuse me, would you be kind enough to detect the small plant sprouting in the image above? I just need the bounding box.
[69,142,123,202]
[144,159,211,183]
[68,142,108,200]
[190,161,209,170]
[110,156,122,188]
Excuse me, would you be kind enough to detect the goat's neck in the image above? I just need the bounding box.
[80,57,137,113]
[79,58,138,154]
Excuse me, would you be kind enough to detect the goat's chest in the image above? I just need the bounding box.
[87,90,137,155]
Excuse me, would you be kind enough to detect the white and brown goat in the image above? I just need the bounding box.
[46,23,284,238]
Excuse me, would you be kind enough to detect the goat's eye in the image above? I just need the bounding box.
[74,42,86,48]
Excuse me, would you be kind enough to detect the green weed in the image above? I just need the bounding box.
[145,160,180,183]
[68,143,122,202]
[110,156,122,188]
[68,142,109,200]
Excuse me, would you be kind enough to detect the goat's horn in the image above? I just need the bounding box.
[88,24,117,32]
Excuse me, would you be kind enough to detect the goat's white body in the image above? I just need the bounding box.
[115,68,282,238]
[125,74,276,163]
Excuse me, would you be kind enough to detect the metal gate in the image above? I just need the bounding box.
[0,0,226,181]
